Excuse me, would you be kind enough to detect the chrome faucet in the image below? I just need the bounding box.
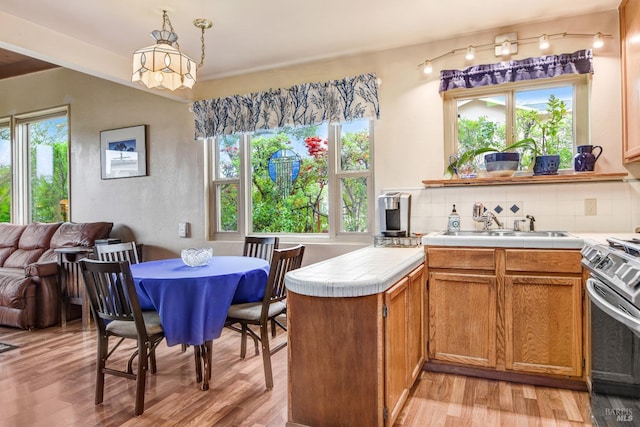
[472,202,503,230]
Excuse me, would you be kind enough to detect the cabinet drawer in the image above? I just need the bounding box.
[505,249,582,274]
[427,248,495,270]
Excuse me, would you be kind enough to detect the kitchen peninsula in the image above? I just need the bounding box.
[285,246,425,427]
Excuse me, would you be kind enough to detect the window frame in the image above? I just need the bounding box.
[0,116,12,223]
[206,120,375,242]
[3,105,70,224]
[443,74,590,171]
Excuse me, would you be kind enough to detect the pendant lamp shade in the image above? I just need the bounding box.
[132,10,210,91]
[132,29,196,90]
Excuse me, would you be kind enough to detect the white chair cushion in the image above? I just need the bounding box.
[227,301,286,321]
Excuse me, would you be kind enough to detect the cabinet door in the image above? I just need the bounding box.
[621,0,640,162]
[428,272,497,368]
[385,277,409,426]
[505,275,582,376]
[407,264,426,384]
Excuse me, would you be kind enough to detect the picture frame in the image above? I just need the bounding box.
[100,125,147,179]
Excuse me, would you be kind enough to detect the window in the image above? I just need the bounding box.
[445,75,589,172]
[208,118,373,239]
[8,106,70,223]
[0,118,11,222]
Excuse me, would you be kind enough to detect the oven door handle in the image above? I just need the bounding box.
[586,278,640,337]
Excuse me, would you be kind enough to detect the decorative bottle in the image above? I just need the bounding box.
[447,204,460,232]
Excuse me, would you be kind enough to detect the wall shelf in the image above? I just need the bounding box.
[422,172,628,187]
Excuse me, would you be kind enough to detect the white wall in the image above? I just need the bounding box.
[0,10,638,264]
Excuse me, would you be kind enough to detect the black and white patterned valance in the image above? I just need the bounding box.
[439,49,593,93]
[193,73,380,138]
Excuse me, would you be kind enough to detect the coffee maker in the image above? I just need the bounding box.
[378,192,411,237]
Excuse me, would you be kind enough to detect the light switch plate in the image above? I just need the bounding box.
[178,222,189,238]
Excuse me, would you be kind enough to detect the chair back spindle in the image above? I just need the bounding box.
[95,242,140,264]
[243,236,279,263]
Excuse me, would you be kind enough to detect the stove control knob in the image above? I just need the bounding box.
[582,247,601,262]
[617,263,640,288]
[598,255,611,269]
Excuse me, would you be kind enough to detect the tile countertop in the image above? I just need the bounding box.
[285,246,424,298]
[286,233,640,298]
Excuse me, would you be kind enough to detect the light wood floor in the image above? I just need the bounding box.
[0,321,595,426]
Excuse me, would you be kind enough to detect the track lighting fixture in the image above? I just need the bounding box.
[501,40,512,56]
[418,31,610,76]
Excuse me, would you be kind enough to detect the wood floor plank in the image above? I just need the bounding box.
[0,321,593,426]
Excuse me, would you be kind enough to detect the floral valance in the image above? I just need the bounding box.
[193,72,380,138]
[439,49,593,93]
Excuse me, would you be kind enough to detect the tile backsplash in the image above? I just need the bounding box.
[384,179,640,234]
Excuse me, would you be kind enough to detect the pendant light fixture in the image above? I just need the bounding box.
[132,10,212,91]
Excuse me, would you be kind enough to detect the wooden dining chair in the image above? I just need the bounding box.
[80,259,165,417]
[94,241,140,264]
[225,244,305,389]
[242,236,279,263]
[242,236,281,337]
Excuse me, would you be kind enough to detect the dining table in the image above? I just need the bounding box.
[130,255,270,390]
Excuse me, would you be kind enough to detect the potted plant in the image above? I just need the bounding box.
[518,94,569,175]
[447,138,532,178]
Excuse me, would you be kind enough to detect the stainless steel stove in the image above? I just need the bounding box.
[582,238,640,338]
[581,238,640,425]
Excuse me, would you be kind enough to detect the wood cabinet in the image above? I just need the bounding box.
[288,263,425,427]
[385,277,409,424]
[385,264,426,424]
[426,246,584,384]
[429,272,497,367]
[504,249,583,377]
[621,0,640,163]
[407,264,426,383]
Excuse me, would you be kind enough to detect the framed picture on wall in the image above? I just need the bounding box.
[100,125,147,179]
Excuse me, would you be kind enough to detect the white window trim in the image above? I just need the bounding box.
[443,74,590,169]
[10,105,69,224]
[205,121,375,242]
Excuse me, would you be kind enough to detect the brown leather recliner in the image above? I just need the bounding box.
[0,221,113,329]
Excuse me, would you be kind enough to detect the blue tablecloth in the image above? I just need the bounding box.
[130,256,269,347]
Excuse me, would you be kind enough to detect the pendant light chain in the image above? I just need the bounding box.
[162,10,181,50]
[199,26,206,67]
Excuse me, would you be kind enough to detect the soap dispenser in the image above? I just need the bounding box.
[448,204,460,232]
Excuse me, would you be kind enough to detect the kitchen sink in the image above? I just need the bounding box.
[441,230,572,237]
[424,228,583,249]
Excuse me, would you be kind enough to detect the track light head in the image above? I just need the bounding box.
[539,34,550,50]
[593,32,604,49]
[465,46,475,61]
